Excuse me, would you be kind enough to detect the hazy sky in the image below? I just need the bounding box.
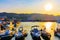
[0,0,60,15]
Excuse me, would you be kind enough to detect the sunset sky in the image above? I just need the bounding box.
[0,0,60,15]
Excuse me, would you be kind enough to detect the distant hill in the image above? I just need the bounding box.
[0,12,60,22]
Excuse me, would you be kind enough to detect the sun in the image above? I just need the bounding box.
[44,3,53,11]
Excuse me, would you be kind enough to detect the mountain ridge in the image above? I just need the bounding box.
[0,12,60,22]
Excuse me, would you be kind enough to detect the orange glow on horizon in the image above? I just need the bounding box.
[0,8,60,16]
